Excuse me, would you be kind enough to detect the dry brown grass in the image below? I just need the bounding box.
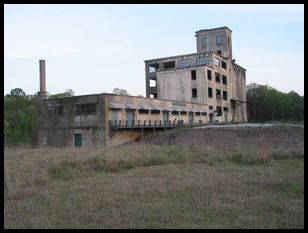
[4,126,304,229]
[4,146,304,228]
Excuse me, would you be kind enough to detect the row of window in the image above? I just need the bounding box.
[208,105,228,116]
[47,103,97,116]
[192,87,227,100]
[201,34,227,48]
[148,56,227,72]
[208,88,228,100]
[138,109,207,116]
[191,69,227,85]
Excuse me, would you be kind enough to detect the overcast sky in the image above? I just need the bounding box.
[4,4,304,96]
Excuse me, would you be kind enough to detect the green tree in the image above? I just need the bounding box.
[112,88,130,96]
[10,88,26,98]
[246,83,304,122]
[49,89,74,98]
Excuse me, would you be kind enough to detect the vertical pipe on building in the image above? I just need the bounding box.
[39,60,46,99]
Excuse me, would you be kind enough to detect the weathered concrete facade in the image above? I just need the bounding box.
[145,26,247,123]
[38,26,247,147]
[38,94,209,147]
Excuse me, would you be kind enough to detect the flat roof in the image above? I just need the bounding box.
[195,26,232,34]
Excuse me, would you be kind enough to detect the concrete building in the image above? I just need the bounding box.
[145,26,247,122]
[38,26,247,147]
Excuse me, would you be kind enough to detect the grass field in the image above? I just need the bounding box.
[4,126,304,229]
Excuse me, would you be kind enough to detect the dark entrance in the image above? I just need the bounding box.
[74,133,82,147]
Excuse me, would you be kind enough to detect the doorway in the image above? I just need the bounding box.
[189,112,194,125]
[162,111,169,123]
[125,110,134,123]
[74,133,82,147]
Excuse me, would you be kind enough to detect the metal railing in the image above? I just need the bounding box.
[110,120,184,130]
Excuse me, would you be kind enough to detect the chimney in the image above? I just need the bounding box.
[39,60,47,99]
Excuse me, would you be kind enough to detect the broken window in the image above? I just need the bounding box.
[197,56,209,65]
[75,103,96,116]
[221,61,227,69]
[216,89,221,100]
[191,70,196,80]
[192,88,197,98]
[223,91,228,100]
[179,59,192,68]
[208,88,213,98]
[216,106,222,116]
[151,110,160,114]
[202,37,208,47]
[150,79,156,87]
[207,69,212,80]
[222,75,227,84]
[163,61,175,69]
[139,109,149,114]
[47,105,64,115]
[172,111,179,115]
[209,106,213,110]
[195,112,201,116]
[149,63,159,73]
[215,72,221,83]
[150,94,157,99]
[223,107,228,112]
[202,112,207,116]
[230,99,236,108]
[214,57,220,66]
[180,111,187,115]
[216,35,222,45]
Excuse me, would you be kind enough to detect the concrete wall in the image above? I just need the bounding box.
[195,27,233,59]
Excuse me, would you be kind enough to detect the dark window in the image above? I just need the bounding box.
[195,112,201,116]
[207,69,212,80]
[231,99,236,108]
[202,112,207,116]
[209,105,213,110]
[172,111,179,115]
[222,75,227,84]
[216,106,222,116]
[223,91,228,100]
[180,111,187,115]
[75,103,96,115]
[47,105,64,115]
[208,88,213,98]
[223,107,228,112]
[202,37,208,47]
[191,70,196,80]
[151,110,160,114]
[163,61,175,69]
[192,88,197,98]
[215,72,221,83]
[139,109,149,114]
[216,89,221,100]
[216,35,222,45]
[221,61,227,69]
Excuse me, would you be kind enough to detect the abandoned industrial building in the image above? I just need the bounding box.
[38,26,247,147]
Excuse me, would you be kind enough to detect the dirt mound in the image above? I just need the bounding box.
[144,126,304,151]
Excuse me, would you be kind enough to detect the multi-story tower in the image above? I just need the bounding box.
[145,26,247,122]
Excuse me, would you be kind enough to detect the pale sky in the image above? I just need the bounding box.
[4,4,304,96]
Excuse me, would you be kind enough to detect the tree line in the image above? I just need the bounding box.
[247,83,304,122]
[4,88,75,146]
[4,88,130,146]
[4,84,304,146]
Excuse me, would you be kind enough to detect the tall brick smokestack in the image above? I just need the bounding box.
[39,60,47,99]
